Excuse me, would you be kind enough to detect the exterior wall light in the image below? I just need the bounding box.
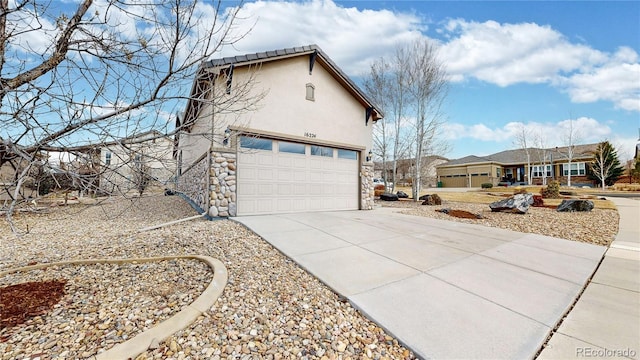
[366,150,372,162]
[223,127,231,146]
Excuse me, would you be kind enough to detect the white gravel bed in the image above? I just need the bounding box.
[377,199,619,246]
[1,260,212,359]
[1,195,415,360]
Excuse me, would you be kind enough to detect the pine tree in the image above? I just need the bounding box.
[588,141,624,188]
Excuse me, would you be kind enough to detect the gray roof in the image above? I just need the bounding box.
[201,44,382,119]
[440,143,600,167]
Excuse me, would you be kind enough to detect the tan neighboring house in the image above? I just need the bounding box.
[46,130,175,195]
[375,155,449,187]
[98,130,176,194]
[176,45,382,217]
[436,143,599,188]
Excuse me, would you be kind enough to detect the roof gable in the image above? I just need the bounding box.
[188,45,382,123]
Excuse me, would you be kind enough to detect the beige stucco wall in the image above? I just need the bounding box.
[180,55,374,167]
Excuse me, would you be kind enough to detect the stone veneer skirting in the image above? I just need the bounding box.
[208,150,237,217]
[360,162,374,210]
[176,152,209,213]
[180,148,370,217]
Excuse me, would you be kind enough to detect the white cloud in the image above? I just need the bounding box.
[562,48,640,111]
[437,19,639,111]
[219,0,425,74]
[445,117,613,147]
[439,19,607,86]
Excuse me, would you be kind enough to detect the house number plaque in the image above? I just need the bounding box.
[304,132,317,138]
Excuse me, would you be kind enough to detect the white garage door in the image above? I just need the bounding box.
[237,136,359,215]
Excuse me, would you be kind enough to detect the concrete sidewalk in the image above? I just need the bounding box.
[539,197,640,360]
[236,208,606,359]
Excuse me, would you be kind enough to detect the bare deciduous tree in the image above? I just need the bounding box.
[558,116,582,187]
[0,0,249,231]
[513,124,532,185]
[406,39,449,199]
[366,40,448,199]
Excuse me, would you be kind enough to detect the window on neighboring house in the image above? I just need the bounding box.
[562,162,586,176]
[105,152,111,165]
[532,165,552,177]
[306,83,315,101]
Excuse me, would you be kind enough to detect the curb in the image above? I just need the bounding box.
[1,255,228,360]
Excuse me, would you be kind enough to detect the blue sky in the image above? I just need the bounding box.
[214,0,639,161]
[15,0,639,161]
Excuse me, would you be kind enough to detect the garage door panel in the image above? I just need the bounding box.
[256,153,275,165]
[294,184,306,195]
[277,183,292,195]
[259,184,274,193]
[238,140,358,215]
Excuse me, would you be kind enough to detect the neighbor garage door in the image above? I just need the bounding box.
[237,136,359,215]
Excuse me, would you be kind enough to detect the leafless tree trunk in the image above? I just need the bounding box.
[533,131,549,185]
[559,116,581,187]
[513,124,532,185]
[406,39,448,199]
[364,58,392,189]
[0,0,250,230]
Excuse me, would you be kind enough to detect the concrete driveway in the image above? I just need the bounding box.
[235,208,606,359]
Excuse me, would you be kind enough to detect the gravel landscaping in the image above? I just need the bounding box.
[1,195,415,360]
[377,199,619,246]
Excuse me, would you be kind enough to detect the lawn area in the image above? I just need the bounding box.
[393,186,617,210]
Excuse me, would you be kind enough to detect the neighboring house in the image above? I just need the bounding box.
[48,131,176,195]
[176,45,382,217]
[375,155,448,187]
[98,131,176,194]
[436,143,599,188]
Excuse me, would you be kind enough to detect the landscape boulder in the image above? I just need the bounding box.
[489,193,533,214]
[379,193,399,201]
[420,194,442,205]
[396,191,409,199]
[557,199,594,212]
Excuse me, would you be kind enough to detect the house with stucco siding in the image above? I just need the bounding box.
[436,143,600,188]
[176,45,382,217]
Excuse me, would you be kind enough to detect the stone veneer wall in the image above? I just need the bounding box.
[208,149,237,217]
[176,152,210,213]
[360,162,374,210]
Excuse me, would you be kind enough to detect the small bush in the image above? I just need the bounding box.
[541,180,560,199]
[374,184,386,197]
[481,183,493,189]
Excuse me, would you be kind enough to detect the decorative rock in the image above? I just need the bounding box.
[396,191,409,199]
[229,203,237,217]
[489,193,533,214]
[379,193,398,201]
[420,194,442,206]
[557,199,594,212]
[208,206,219,217]
[436,208,450,214]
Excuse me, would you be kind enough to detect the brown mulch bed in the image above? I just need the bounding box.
[446,209,482,219]
[0,280,67,331]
